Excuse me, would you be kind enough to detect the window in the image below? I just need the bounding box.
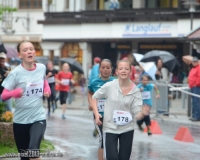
[19,0,42,9]
[146,0,178,8]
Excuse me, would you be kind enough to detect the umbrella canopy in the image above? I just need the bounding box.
[5,46,18,58]
[139,62,157,80]
[35,56,48,65]
[0,43,7,54]
[60,57,83,73]
[133,53,144,62]
[141,50,180,72]
[182,55,200,65]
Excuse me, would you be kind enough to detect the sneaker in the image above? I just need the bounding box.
[147,129,152,136]
[137,122,143,132]
[93,128,98,137]
[62,114,66,119]
[138,126,143,132]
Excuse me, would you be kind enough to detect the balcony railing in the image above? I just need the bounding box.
[38,9,200,24]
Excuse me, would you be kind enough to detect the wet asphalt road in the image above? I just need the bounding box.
[43,109,200,160]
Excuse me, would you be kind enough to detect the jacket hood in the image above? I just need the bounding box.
[113,79,140,95]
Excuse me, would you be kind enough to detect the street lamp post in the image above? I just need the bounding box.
[182,0,199,55]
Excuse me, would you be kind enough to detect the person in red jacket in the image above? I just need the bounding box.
[188,57,200,121]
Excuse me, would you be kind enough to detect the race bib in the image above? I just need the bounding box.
[25,80,44,97]
[113,110,132,125]
[61,79,70,85]
[47,76,55,83]
[142,91,151,99]
[97,99,105,112]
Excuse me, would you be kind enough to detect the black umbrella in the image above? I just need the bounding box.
[35,56,48,65]
[0,43,7,53]
[141,50,180,72]
[60,57,83,73]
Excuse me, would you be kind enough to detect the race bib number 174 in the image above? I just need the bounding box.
[25,80,44,97]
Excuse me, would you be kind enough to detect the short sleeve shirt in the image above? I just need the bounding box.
[137,83,154,107]
[46,69,58,85]
[88,76,114,116]
[57,71,73,91]
[2,63,46,124]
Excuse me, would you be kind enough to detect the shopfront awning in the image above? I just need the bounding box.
[183,26,200,42]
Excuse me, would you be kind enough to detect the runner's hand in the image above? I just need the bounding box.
[95,114,102,126]
[89,105,93,111]
[156,94,160,99]
[44,92,50,98]
[47,72,52,77]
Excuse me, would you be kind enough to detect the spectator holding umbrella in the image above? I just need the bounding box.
[188,57,200,121]
[155,58,171,82]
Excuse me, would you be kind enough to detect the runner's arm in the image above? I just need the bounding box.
[1,88,23,100]
[87,91,94,111]
[92,97,102,126]
[44,80,51,97]
[154,84,160,98]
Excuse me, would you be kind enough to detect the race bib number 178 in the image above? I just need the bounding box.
[113,110,132,125]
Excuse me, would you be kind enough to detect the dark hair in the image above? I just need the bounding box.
[141,74,150,80]
[116,59,131,70]
[17,40,33,52]
[46,61,54,67]
[99,59,113,68]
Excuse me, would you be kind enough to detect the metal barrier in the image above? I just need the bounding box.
[136,81,190,119]
[152,81,169,114]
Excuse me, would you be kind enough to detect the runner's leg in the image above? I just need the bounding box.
[13,123,31,160]
[60,91,68,119]
[29,120,46,159]
[95,118,104,160]
[118,130,134,160]
[104,132,119,160]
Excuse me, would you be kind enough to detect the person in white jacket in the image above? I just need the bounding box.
[92,59,150,160]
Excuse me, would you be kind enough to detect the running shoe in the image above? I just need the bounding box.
[137,122,143,132]
[147,129,152,136]
[62,114,66,119]
[93,128,98,137]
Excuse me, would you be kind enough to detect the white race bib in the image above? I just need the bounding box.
[113,110,132,125]
[25,80,44,97]
[61,79,70,85]
[97,99,105,112]
[142,91,151,99]
[47,76,55,83]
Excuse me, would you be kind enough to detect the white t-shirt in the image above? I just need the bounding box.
[2,63,46,124]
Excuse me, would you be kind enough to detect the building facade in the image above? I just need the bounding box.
[1,0,200,77]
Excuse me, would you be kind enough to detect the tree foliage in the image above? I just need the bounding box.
[0,5,17,20]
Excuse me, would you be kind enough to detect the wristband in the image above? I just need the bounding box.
[156,90,159,95]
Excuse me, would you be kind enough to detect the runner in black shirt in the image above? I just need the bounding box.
[46,61,58,116]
